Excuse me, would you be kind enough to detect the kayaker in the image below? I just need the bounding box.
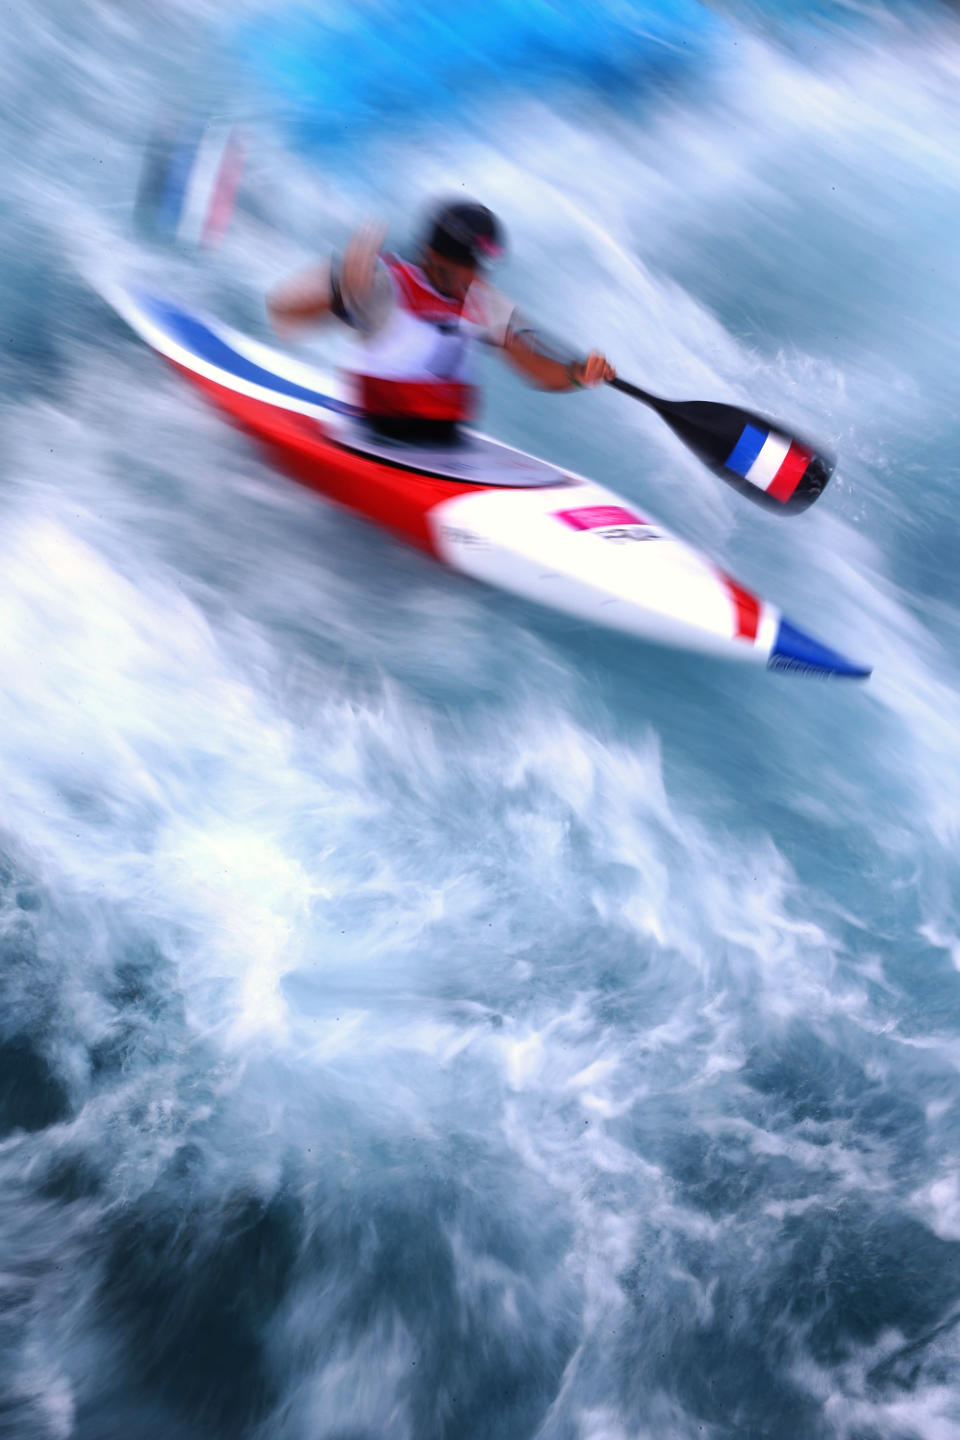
[267,199,615,442]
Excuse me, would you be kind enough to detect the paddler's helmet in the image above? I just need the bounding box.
[422,199,506,269]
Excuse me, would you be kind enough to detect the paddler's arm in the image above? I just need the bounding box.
[500,328,616,391]
[267,222,390,339]
[267,262,334,337]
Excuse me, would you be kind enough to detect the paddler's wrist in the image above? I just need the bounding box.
[565,361,585,391]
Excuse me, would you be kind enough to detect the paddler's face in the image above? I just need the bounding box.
[423,249,476,301]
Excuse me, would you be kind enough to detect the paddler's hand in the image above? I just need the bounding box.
[340,221,388,314]
[567,352,616,389]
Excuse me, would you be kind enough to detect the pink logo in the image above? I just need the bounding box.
[555,505,646,531]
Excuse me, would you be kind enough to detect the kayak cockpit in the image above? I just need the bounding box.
[126,287,571,489]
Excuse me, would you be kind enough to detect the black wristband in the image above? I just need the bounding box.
[328,257,355,327]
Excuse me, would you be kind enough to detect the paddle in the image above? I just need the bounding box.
[607,377,834,515]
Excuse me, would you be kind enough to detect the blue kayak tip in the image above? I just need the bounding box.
[768,618,872,680]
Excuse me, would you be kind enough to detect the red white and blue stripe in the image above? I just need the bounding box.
[725,423,811,503]
[139,123,244,249]
[177,125,244,247]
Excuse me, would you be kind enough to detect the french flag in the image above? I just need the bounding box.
[176,125,245,247]
[138,122,244,249]
[724,423,811,503]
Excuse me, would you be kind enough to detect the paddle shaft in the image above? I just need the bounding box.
[607,376,663,409]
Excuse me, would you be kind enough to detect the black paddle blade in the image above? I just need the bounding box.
[653,398,834,515]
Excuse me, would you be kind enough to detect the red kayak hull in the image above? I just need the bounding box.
[177,362,494,556]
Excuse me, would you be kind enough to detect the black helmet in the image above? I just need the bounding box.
[422,199,505,268]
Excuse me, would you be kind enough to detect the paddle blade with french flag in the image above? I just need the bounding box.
[655,397,834,514]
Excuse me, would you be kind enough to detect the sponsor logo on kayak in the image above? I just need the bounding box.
[556,505,645,530]
[555,505,660,543]
[593,525,661,543]
[441,525,488,549]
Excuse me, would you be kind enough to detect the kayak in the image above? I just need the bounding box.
[101,282,871,680]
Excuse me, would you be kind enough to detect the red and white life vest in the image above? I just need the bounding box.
[350,255,513,422]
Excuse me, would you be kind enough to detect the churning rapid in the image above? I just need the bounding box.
[3,3,960,1437]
